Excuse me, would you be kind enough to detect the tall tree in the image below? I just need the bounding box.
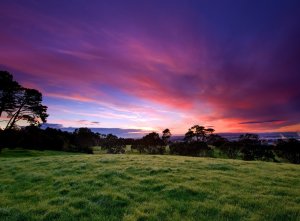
[190,125,206,141]
[184,129,194,143]
[162,128,172,145]
[142,132,162,146]
[73,128,97,150]
[141,132,165,154]
[5,88,48,130]
[1,71,48,130]
[0,71,21,117]
[205,128,215,135]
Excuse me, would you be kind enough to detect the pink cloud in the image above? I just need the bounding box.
[1,2,299,133]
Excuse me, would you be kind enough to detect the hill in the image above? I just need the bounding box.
[0,149,299,220]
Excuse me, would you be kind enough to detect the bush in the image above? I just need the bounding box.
[145,145,166,154]
[219,141,241,159]
[0,126,95,154]
[131,142,145,153]
[100,134,126,154]
[239,144,275,161]
[131,143,166,154]
[275,139,300,164]
[170,141,212,157]
[0,129,21,149]
[106,146,125,154]
[207,134,228,147]
[131,132,165,154]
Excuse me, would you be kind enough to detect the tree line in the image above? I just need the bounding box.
[1,124,299,164]
[1,71,299,164]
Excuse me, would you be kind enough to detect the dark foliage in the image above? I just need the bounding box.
[0,71,21,118]
[0,126,94,154]
[100,134,126,154]
[162,128,171,145]
[238,134,276,161]
[0,71,48,129]
[132,132,165,154]
[184,125,216,143]
[170,141,212,157]
[72,128,98,153]
[106,146,125,154]
[275,139,300,164]
[131,140,146,153]
[207,134,228,147]
[219,141,241,159]
[240,144,276,161]
[0,129,21,149]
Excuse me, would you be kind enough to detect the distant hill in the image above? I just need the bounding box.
[171,132,300,144]
[41,123,149,138]
[41,124,299,141]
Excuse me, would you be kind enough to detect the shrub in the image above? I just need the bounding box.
[219,141,241,159]
[145,145,166,154]
[170,141,212,157]
[275,139,300,164]
[131,132,165,154]
[239,143,275,162]
[207,134,228,147]
[0,129,21,149]
[106,146,125,154]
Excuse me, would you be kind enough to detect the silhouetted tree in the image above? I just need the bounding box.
[20,125,45,150]
[207,134,228,147]
[0,71,21,118]
[170,141,211,157]
[184,129,194,143]
[101,134,126,154]
[162,128,172,145]
[131,139,145,153]
[142,132,165,154]
[184,125,208,142]
[219,141,241,159]
[205,128,215,135]
[0,128,21,149]
[237,134,275,161]
[132,132,165,154]
[5,88,48,129]
[275,139,300,164]
[72,128,95,153]
[42,127,68,151]
[1,71,48,130]
[101,133,118,149]
[238,134,260,160]
[191,125,206,141]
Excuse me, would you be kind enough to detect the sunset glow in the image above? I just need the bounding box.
[1,0,299,135]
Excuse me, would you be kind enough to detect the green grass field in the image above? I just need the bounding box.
[0,149,299,221]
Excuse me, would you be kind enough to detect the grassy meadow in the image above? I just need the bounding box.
[0,149,300,221]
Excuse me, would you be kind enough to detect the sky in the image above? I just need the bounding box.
[0,0,300,136]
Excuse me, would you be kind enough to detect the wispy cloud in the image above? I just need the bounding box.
[1,1,300,133]
[239,120,285,125]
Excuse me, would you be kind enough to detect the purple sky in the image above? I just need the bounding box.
[1,0,300,135]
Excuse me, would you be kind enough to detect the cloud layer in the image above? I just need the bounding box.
[1,0,300,134]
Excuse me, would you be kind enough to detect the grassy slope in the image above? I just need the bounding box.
[0,149,299,221]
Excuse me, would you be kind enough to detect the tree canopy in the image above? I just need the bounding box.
[162,128,171,145]
[0,71,21,117]
[0,71,48,129]
[184,125,213,142]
